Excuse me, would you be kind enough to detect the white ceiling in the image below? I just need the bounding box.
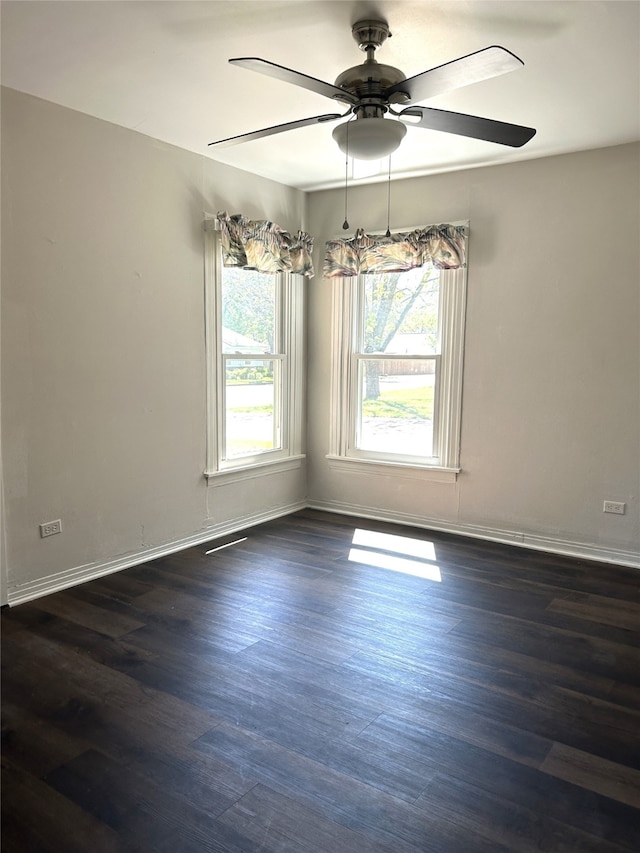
[2,1,639,190]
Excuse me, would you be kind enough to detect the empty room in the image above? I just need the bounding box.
[1,1,639,850]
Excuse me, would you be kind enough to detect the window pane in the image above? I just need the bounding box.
[225,359,279,459]
[356,362,435,457]
[222,267,276,354]
[362,267,440,355]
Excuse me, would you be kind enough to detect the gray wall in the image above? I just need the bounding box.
[2,87,638,604]
[307,143,640,563]
[1,88,307,603]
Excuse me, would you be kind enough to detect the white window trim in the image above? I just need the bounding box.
[203,219,305,483]
[328,224,468,481]
[325,455,459,482]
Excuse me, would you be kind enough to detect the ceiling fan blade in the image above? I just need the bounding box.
[229,57,357,105]
[208,113,344,148]
[387,46,524,104]
[400,106,536,147]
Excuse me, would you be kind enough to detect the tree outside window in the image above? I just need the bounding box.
[356,266,440,458]
[329,233,467,474]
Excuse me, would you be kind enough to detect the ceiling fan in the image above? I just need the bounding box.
[208,19,536,160]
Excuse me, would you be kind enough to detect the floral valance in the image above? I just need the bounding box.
[323,224,466,279]
[217,211,314,278]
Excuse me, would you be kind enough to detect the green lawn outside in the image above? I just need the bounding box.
[228,387,434,419]
[362,386,434,419]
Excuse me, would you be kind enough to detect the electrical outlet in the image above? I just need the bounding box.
[603,501,625,515]
[40,519,62,537]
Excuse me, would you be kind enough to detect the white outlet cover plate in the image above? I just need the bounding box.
[603,501,626,515]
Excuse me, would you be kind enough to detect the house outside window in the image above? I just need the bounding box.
[204,222,304,480]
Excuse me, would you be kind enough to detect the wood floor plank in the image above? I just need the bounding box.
[217,782,401,853]
[610,681,640,710]
[448,608,640,686]
[357,702,552,770]
[117,628,381,746]
[28,593,146,638]
[419,573,640,647]
[417,772,630,853]
[341,648,640,771]
[2,628,221,747]
[541,742,640,808]
[85,569,156,600]
[2,701,89,777]
[3,508,639,851]
[367,712,640,849]
[341,634,618,708]
[546,592,640,631]
[43,748,248,853]
[193,721,506,853]
[1,755,120,853]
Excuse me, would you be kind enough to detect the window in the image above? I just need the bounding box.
[328,230,467,480]
[204,222,304,479]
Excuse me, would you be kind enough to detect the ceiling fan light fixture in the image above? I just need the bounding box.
[332,117,406,160]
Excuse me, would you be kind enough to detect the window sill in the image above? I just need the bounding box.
[205,454,306,485]
[326,455,460,483]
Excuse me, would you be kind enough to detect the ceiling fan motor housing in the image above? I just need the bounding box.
[335,19,410,108]
[334,61,408,109]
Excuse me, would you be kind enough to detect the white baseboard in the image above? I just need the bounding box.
[7,496,638,606]
[306,499,640,570]
[7,500,307,606]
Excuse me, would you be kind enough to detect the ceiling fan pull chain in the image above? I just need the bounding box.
[342,121,350,230]
[385,155,392,237]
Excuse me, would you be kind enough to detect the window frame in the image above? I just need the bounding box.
[203,219,305,482]
[327,224,468,482]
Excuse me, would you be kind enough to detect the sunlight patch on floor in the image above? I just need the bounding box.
[349,529,441,581]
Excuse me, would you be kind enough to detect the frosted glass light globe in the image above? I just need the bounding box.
[332,118,407,160]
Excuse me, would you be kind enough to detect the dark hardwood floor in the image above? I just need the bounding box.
[2,508,640,852]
